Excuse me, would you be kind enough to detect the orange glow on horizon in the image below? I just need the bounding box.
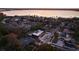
[2,10,79,17]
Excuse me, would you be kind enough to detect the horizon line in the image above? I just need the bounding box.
[0,8,79,11]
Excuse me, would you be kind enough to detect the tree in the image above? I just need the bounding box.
[0,36,8,50]
[0,33,22,51]
[53,32,59,41]
[31,22,44,31]
[0,13,5,22]
[0,24,8,35]
[74,30,79,43]
[0,13,6,35]
[34,44,57,51]
[7,33,22,50]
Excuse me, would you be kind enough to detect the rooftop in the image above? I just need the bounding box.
[20,36,34,47]
[32,30,44,36]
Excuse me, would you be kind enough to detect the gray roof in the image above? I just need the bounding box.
[20,37,34,47]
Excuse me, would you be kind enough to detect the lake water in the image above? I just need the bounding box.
[1,10,79,18]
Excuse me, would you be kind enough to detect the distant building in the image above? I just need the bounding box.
[14,18,19,21]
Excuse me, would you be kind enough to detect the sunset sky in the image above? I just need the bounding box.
[2,10,79,17]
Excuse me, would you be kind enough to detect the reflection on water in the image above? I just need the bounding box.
[2,10,79,17]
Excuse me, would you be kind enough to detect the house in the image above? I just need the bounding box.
[32,30,44,37]
[32,31,53,44]
[53,39,65,47]
[63,28,70,34]
[39,32,52,44]
[32,30,48,42]
[14,18,19,21]
[20,36,34,47]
